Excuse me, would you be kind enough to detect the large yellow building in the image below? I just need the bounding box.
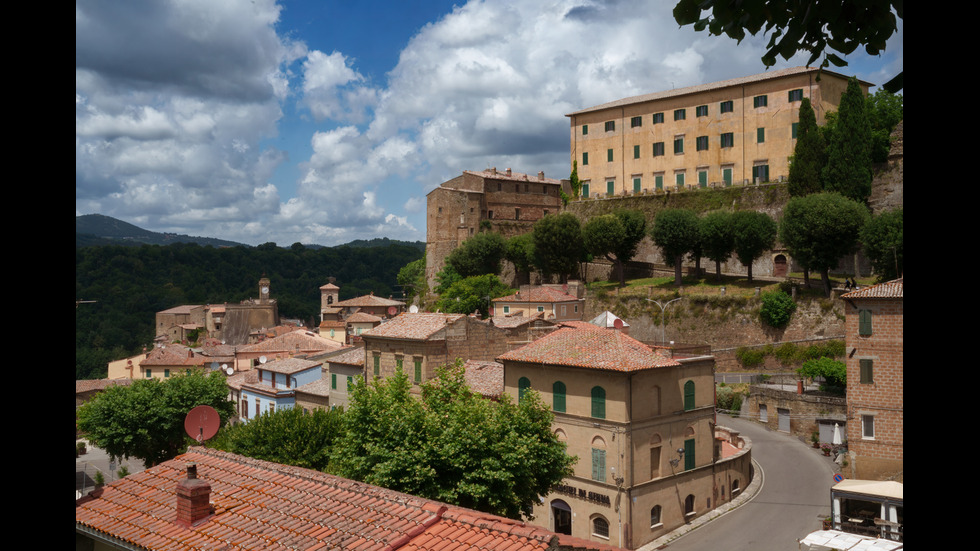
[567,66,871,196]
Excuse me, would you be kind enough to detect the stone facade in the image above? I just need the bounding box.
[745,385,846,443]
[842,279,903,482]
[567,67,870,197]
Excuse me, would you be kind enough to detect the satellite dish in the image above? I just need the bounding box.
[225,366,234,376]
[210,362,219,371]
[409,305,419,313]
[259,356,267,364]
[184,405,220,444]
[613,318,624,329]
[387,306,398,316]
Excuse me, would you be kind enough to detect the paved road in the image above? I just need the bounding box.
[655,414,837,551]
[76,438,146,499]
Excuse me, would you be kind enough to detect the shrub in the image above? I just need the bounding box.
[759,291,797,328]
[736,346,766,368]
[797,357,847,390]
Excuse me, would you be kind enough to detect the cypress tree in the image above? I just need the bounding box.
[823,77,872,203]
[788,98,825,196]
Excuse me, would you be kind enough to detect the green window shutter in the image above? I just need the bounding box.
[582,183,589,197]
[698,171,707,187]
[607,149,613,162]
[414,360,422,383]
[792,122,799,139]
[859,309,872,336]
[591,386,605,419]
[633,177,641,192]
[653,112,664,124]
[684,439,695,470]
[553,381,566,412]
[723,168,732,186]
[373,355,380,376]
[684,380,695,411]
[676,173,684,188]
[674,137,683,154]
[592,448,606,481]
[582,124,588,135]
[757,127,765,143]
[860,359,874,384]
[347,376,353,388]
[582,152,588,165]
[655,175,663,189]
[633,144,640,159]
[518,377,531,402]
[396,358,403,371]
[606,181,614,195]
[331,373,337,390]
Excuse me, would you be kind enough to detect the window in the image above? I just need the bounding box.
[164,369,170,378]
[582,124,588,135]
[684,380,695,411]
[255,398,260,418]
[698,169,708,187]
[582,182,590,197]
[654,173,664,190]
[591,448,606,482]
[631,116,642,128]
[503,305,510,314]
[591,386,606,419]
[414,360,422,383]
[652,112,664,124]
[752,163,769,183]
[757,127,765,143]
[652,142,665,157]
[674,109,686,121]
[605,120,615,132]
[582,152,588,166]
[515,208,521,220]
[860,359,874,384]
[553,381,566,412]
[753,95,768,108]
[788,89,803,102]
[696,135,708,151]
[537,305,545,312]
[675,172,685,188]
[792,122,799,139]
[145,369,152,378]
[606,180,614,195]
[592,516,609,539]
[684,438,696,470]
[607,148,613,162]
[346,376,353,389]
[518,377,531,402]
[650,505,662,527]
[673,136,684,154]
[720,132,734,148]
[696,105,708,117]
[633,144,640,159]
[720,100,733,113]
[722,166,733,186]
[862,415,875,439]
[859,309,872,336]
[241,399,248,418]
[633,177,641,192]
[331,373,337,389]
[650,442,661,478]
[373,355,380,376]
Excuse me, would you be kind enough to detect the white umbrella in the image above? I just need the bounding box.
[832,423,843,445]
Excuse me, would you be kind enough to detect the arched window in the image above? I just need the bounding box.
[591,386,606,419]
[591,436,606,482]
[518,377,531,403]
[650,505,662,527]
[553,381,566,413]
[732,479,740,496]
[685,494,695,515]
[592,516,609,539]
[684,380,695,411]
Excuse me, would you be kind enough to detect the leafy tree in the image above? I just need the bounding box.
[76,371,235,466]
[650,209,700,286]
[445,231,507,278]
[532,213,584,283]
[397,258,426,303]
[504,233,536,284]
[788,98,826,197]
[332,361,575,520]
[823,77,872,203]
[759,290,797,328]
[866,89,904,163]
[730,211,777,283]
[699,210,734,282]
[435,274,514,318]
[583,209,647,287]
[211,406,345,472]
[672,0,903,92]
[780,192,870,296]
[860,208,903,281]
[797,357,847,390]
[434,263,463,295]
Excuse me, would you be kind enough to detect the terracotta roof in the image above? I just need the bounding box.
[463,169,562,185]
[333,294,406,308]
[567,66,874,116]
[319,319,346,329]
[347,311,383,324]
[462,360,504,398]
[497,327,680,371]
[295,377,332,397]
[362,313,466,341]
[489,311,549,328]
[140,345,206,367]
[157,305,202,315]
[76,378,133,394]
[240,330,345,354]
[320,283,340,290]
[260,357,322,375]
[225,370,258,391]
[76,447,563,551]
[493,287,581,304]
[328,347,366,367]
[841,278,903,300]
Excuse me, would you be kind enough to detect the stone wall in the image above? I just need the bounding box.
[745,385,846,442]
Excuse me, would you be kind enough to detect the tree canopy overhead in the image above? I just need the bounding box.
[860,208,903,282]
[673,0,903,91]
[650,208,700,286]
[532,213,585,283]
[730,211,777,283]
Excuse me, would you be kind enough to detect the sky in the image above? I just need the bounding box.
[76,0,903,247]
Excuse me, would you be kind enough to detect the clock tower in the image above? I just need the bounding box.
[258,277,271,304]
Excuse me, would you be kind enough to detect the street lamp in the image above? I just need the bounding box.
[645,297,684,346]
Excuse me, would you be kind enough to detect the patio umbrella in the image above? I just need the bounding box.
[832,423,843,445]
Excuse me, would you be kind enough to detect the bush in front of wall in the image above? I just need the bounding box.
[759,290,797,328]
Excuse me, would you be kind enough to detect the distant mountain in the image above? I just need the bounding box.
[76,214,244,248]
[76,214,425,250]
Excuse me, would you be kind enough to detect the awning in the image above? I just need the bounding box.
[799,530,903,550]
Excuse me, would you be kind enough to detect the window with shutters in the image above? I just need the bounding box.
[607,148,613,162]
[652,112,664,124]
[591,448,606,481]
[630,116,642,128]
[757,127,765,143]
[753,95,768,108]
[684,438,695,470]
[860,359,874,384]
[721,132,734,148]
[373,355,380,377]
[605,120,615,132]
[673,136,684,154]
[414,359,422,383]
[582,124,588,135]
[674,109,686,121]
[684,380,695,411]
[696,105,708,117]
[859,309,872,336]
[720,100,733,113]
[518,377,531,403]
[633,144,640,159]
[696,135,708,151]
[552,381,566,412]
[582,152,588,166]
[653,141,665,156]
[788,89,803,102]
[591,386,606,419]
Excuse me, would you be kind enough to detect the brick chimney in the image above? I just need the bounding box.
[176,463,212,527]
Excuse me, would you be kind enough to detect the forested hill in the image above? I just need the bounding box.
[75,241,423,380]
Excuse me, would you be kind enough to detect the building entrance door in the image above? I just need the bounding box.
[551,500,572,535]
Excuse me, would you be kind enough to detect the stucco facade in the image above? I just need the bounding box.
[567,67,870,197]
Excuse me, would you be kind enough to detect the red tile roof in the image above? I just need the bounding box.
[362,313,466,341]
[140,344,207,367]
[497,327,680,371]
[328,347,366,367]
[462,360,504,398]
[333,294,406,308]
[259,357,322,375]
[75,378,133,394]
[240,330,345,354]
[841,277,903,300]
[76,447,568,551]
[493,287,581,304]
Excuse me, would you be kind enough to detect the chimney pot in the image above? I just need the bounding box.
[506,168,511,176]
[176,463,212,527]
[538,171,545,180]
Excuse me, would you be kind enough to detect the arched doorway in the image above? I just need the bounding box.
[551,499,572,535]
[773,254,788,277]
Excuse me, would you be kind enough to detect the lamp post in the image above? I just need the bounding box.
[645,297,684,346]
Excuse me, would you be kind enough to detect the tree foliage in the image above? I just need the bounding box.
[797,357,847,389]
[532,213,584,283]
[445,231,507,278]
[823,77,873,203]
[397,258,426,304]
[650,209,700,286]
[76,371,236,466]
[788,98,826,197]
[583,209,647,287]
[211,406,345,472]
[866,89,904,163]
[780,192,870,296]
[331,361,575,520]
[860,208,903,281]
[730,211,777,283]
[672,0,903,92]
[435,274,514,318]
[759,290,797,328]
[699,210,734,281]
[505,233,536,283]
